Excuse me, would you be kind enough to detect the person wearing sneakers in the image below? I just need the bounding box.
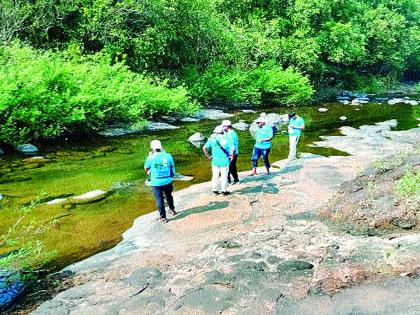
[144,140,177,223]
[203,125,235,196]
[287,112,305,161]
[251,117,273,176]
[221,120,239,184]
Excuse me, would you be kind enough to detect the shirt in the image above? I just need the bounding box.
[226,129,239,155]
[288,116,305,137]
[144,152,175,186]
[254,125,273,149]
[204,134,232,167]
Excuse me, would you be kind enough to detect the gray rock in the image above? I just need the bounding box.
[242,109,256,113]
[16,144,39,154]
[339,100,350,105]
[180,117,201,122]
[145,122,179,131]
[192,109,234,120]
[232,121,249,131]
[215,239,241,249]
[69,190,108,205]
[318,108,328,112]
[277,260,314,272]
[173,174,194,181]
[340,116,348,121]
[98,126,143,137]
[126,268,162,289]
[405,100,418,106]
[46,198,68,205]
[392,218,416,230]
[388,98,405,105]
[188,132,205,142]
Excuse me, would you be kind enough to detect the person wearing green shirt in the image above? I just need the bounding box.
[251,117,273,176]
[287,112,305,160]
[144,140,177,223]
[203,126,235,196]
[222,120,239,184]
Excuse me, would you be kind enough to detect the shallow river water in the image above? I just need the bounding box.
[0,102,419,272]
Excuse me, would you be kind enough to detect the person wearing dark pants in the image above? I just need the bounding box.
[144,140,177,223]
[251,117,273,175]
[222,120,240,184]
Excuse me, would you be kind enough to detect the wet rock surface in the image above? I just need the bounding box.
[33,122,420,315]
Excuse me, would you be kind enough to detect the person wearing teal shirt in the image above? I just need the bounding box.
[203,126,235,195]
[222,120,239,184]
[144,140,177,223]
[287,112,305,160]
[251,117,273,175]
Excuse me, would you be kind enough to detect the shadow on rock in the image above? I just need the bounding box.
[171,201,230,221]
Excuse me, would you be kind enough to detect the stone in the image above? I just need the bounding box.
[192,109,234,120]
[242,109,256,113]
[180,117,200,122]
[277,260,314,272]
[145,122,179,131]
[69,190,108,205]
[339,100,350,105]
[173,174,194,181]
[388,98,405,105]
[353,98,369,104]
[340,116,348,121]
[46,198,68,205]
[0,193,3,201]
[351,99,360,105]
[232,121,249,131]
[188,132,205,142]
[16,144,39,154]
[23,156,48,164]
[318,108,328,112]
[392,219,416,230]
[0,148,3,155]
[99,126,142,137]
[405,100,418,106]
[215,239,241,249]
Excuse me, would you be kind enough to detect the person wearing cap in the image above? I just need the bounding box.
[287,112,305,160]
[144,140,177,223]
[221,120,239,184]
[203,125,235,196]
[251,117,273,176]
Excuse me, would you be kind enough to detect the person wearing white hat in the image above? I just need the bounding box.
[251,116,273,176]
[287,112,305,160]
[221,119,239,184]
[203,125,235,196]
[144,139,177,223]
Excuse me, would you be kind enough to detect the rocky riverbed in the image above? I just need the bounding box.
[24,121,420,314]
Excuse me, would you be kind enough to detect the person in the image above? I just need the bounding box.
[287,112,305,160]
[144,140,177,223]
[203,125,234,196]
[251,117,273,175]
[221,120,239,184]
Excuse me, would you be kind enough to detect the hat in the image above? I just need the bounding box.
[221,119,232,126]
[213,125,224,134]
[255,117,265,123]
[288,112,296,119]
[150,139,163,150]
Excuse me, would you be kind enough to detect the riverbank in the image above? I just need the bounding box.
[27,120,420,314]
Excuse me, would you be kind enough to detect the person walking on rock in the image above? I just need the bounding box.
[287,112,305,161]
[222,120,240,184]
[251,117,273,176]
[144,140,177,223]
[203,126,235,196]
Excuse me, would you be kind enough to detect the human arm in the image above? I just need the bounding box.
[144,158,151,175]
[202,145,212,160]
[169,154,176,177]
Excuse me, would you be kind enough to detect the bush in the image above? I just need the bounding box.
[185,62,313,106]
[0,42,199,144]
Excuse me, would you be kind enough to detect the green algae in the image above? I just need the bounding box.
[0,102,419,272]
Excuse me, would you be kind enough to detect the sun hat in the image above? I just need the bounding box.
[213,125,224,134]
[288,112,296,119]
[255,117,266,123]
[150,139,163,150]
[221,120,232,126]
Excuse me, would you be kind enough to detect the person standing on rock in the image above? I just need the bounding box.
[203,126,235,196]
[222,120,240,184]
[287,112,305,161]
[251,117,273,176]
[144,140,177,223]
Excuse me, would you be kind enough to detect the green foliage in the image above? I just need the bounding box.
[0,42,198,144]
[185,62,313,106]
[395,170,420,200]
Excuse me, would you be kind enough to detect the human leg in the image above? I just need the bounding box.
[211,164,220,193]
[261,148,271,173]
[220,165,229,193]
[152,186,166,219]
[162,183,176,214]
[288,135,299,160]
[229,154,239,182]
[251,147,262,175]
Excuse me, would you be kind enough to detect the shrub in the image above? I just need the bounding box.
[0,42,198,144]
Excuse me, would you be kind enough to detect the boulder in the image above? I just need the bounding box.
[23,156,48,164]
[351,99,360,105]
[232,121,249,131]
[318,108,328,112]
[16,144,39,154]
[339,100,350,105]
[188,132,205,143]
[354,98,369,104]
[180,117,201,122]
[192,109,234,120]
[69,190,108,205]
[340,116,348,121]
[145,122,179,131]
[242,109,256,113]
[99,126,142,137]
[388,98,405,105]
[46,198,68,205]
[405,100,418,106]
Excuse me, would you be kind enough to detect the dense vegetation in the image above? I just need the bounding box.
[0,0,419,144]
